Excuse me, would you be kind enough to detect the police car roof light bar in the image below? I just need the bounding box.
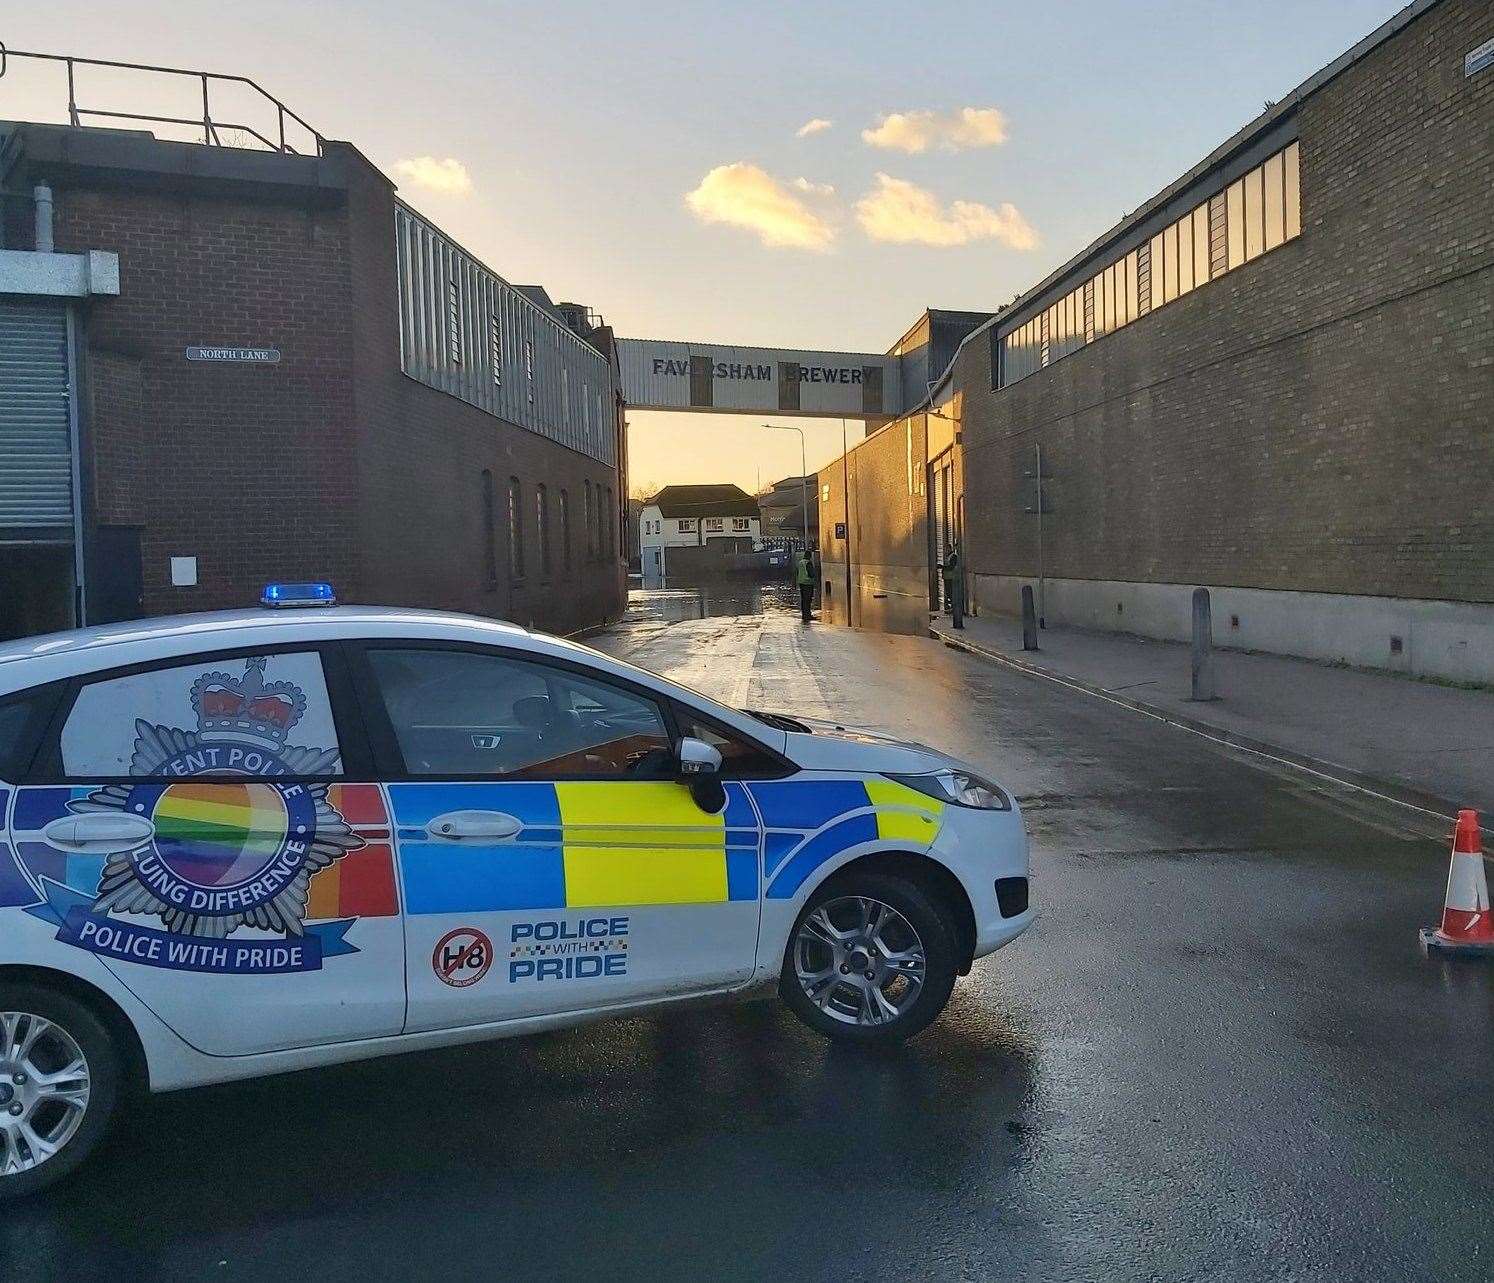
[260,582,336,608]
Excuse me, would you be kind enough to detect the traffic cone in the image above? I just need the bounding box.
[1420,810,1494,958]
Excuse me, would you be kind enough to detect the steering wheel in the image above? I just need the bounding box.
[625,746,673,776]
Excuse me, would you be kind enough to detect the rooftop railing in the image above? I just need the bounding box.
[0,45,324,155]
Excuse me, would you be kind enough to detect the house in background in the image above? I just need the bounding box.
[638,484,760,587]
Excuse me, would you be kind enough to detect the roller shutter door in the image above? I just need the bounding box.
[0,300,74,532]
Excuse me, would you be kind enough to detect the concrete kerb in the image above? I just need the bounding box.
[930,622,1478,833]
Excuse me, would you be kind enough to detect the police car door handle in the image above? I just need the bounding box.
[43,812,157,853]
[425,810,523,841]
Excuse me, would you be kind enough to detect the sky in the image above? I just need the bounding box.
[1,0,1403,492]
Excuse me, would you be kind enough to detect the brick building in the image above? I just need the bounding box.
[0,114,626,641]
[821,0,1493,680]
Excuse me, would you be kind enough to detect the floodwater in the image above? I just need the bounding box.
[622,580,800,627]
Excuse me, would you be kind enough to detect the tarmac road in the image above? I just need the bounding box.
[7,615,1492,1282]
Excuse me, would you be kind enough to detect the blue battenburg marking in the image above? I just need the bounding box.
[766,813,879,899]
[725,849,757,901]
[386,782,562,830]
[390,783,565,915]
[400,841,565,914]
[746,779,870,832]
[11,787,76,832]
[723,784,756,838]
[0,786,28,907]
[763,831,802,878]
[0,847,33,908]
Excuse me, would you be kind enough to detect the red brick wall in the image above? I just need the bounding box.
[339,148,625,634]
[56,185,360,614]
[46,138,624,635]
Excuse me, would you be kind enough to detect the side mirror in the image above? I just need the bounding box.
[676,736,726,813]
[676,736,722,779]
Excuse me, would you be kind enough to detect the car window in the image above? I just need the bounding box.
[674,710,785,778]
[58,651,344,779]
[0,684,63,781]
[365,648,673,779]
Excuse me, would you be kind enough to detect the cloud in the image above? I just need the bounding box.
[861,107,1009,154]
[855,173,1037,249]
[391,156,473,196]
[795,117,834,138]
[684,162,838,251]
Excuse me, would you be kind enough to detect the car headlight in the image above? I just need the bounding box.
[887,769,1012,810]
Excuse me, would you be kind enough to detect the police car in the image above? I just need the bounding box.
[0,585,1032,1195]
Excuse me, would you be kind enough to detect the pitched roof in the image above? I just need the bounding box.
[648,483,760,518]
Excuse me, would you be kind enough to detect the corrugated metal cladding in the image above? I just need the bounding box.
[394,205,616,466]
[0,300,74,531]
[616,339,902,418]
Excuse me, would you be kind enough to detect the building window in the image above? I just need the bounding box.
[677,518,697,534]
[481,469,498,587]
[1224,183,1243,272]
[394,207,616,470]
[732,517,750,533]
[704,517,724,534]
[508,476,524,581]
[559,488,571,572]
[583,481,595,559]
[447,279,462,366]
[536,484,551,578]
[1283,142,1301,241]
[995,140,1301,388]
[1244,165,1265,260]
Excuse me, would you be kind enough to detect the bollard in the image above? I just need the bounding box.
[952,574,965,630]
[1190,587,1217,701]
[1021,584,1039,651]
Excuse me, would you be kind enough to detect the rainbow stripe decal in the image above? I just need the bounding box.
[151,782,291,890]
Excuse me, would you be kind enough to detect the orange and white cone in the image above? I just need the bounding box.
[1420,809,1494,957]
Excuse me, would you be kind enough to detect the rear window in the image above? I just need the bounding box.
[0,684,64,781]
[56,652,344,780]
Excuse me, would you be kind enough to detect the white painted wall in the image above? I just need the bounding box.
[638,505,761,588]
[972,574,1494,685]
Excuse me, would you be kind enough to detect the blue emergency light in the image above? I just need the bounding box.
[260,581,337,608]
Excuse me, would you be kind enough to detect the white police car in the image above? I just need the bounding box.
[0,584,1031,1195]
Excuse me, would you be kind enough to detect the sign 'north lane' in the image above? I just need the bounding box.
[617,339,902,418]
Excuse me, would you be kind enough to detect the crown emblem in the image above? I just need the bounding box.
[189,657,306,749]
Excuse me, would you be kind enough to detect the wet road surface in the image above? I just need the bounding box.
[8,616,1492,1281]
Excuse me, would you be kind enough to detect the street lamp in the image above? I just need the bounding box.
[762,423,810,552]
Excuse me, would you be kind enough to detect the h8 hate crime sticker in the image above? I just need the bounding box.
[433,927,493,988]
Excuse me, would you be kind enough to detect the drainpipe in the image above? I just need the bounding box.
[34,182,54,252]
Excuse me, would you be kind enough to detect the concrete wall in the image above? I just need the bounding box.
[975,574,1494,685]
[952,0,1493,673]
[818,414,930,635]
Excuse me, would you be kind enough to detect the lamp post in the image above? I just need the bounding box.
[762,423,810,552]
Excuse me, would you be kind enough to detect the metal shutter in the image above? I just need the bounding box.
[0,301,73,530]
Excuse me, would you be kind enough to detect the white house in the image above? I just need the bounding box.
[639,484,761,588]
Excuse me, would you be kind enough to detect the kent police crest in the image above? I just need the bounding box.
[30,658,365,974]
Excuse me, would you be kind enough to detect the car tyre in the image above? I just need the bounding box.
[0,984,122,1201]
[779,870,958,1046]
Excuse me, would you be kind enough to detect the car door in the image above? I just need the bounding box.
[350,643,762,1033]
[9,646,405,1056]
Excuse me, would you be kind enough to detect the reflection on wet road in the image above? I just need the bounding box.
[9,615,1492,1281]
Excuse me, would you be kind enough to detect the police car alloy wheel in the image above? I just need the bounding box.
[0,986,120,1200]
[780,872,958,1045]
